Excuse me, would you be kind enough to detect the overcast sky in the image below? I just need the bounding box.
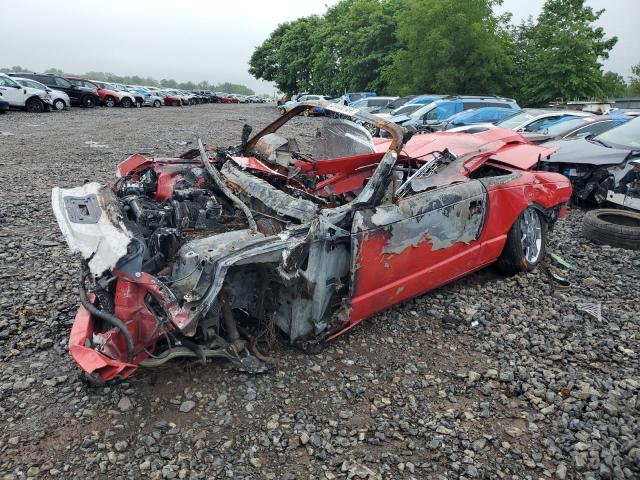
[3,0,637,94]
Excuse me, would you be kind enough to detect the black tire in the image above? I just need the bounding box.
[120,97,133,108]
[53,99,66,111]
[136,99,143,108]
[81,95,97,108]
[104,96,116,108]
[497,207,547,274]
[153,100,161,108]
[582,209,640,250]
[25,97,45,113]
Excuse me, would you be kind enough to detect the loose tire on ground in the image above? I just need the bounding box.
[582,209,640,250]
[497,207,547,274]
[25,97,45,113]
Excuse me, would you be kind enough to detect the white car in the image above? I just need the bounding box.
[447,109,593,134]
[13,77,71,110]
[0,73,52,113]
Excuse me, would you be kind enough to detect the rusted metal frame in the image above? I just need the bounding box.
[245,100,405,155]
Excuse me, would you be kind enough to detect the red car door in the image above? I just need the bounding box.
[348,179,490,325]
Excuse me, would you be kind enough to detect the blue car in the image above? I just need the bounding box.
[389,96,520,132]
[132,87,164,107]
[442,107,520,131]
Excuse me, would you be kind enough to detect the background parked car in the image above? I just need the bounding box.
[156,90,183,106]
[349,96,398,112]
[13,77,71,111]
[522,115,632,143]
[448,108,592,134]
[9,72,99,108]
[90,81,136,108]
[385,95,520,134]
[541,117,640,205]
[66,77,121,108]
[277,94,331,114]
[442,107,521,131]
[0,73,52,113]
[131,87,164,107]
[370,94,442,115]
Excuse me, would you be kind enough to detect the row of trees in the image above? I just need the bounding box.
[249,0,639,106]
[0,66,255,95]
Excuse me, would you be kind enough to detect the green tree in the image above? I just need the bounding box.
[601,71,627,98]
[249,17,321,95]
[311,0,400,94]
[214,82,255,95]
[386,0,513,96]
[629,63,640,96]
[521,0,617,105]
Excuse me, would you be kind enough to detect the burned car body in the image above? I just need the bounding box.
[52,101,572,382]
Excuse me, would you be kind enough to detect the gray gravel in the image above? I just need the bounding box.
[0,104,638,479]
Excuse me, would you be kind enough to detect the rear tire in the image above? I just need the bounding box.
[120,97,133,108]
[81,95,97,108]
[104,96,116,107]
[497,207,547,274]
[25,97,45,113]
[582,209,640,250]
[153,99,161,107]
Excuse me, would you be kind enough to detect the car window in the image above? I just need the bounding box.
[54,77,72,88]
[567,121,616,138]
[0,76,20,88]
[392,104,422,116]
[523,116,572,132]
[370,99,390,106]
[83,81,97,89]
[25,80,45,90]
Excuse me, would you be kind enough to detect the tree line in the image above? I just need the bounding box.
[249,0,640,106]
[0,66,255,95]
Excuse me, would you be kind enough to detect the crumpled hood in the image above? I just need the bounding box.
[543,137,630,166]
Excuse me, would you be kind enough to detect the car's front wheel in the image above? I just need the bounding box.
[53,99,66,111]
[104,96,116,107]
[497,207,546,274]
[25,97,45,113]
[153,100,161,107]
[82,95,97,108]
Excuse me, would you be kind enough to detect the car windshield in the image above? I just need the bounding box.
[408,102,438,119]
[595,117,640,149]
[386,96,415,110]
[497,110,547,129]
[392,104,422,116]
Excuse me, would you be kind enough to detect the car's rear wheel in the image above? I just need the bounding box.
[53,99,66,111]
[25,97,45,113]
[81,95,97,108]
[120,97,133,108]
[136,99,143,108]
[497,207,546,274]
[104,96,116,107]
[153,100,161,107]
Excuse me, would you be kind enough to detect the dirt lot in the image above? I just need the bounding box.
[0,104,638,479]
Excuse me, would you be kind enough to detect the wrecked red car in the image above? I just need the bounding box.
[52,101,572,383]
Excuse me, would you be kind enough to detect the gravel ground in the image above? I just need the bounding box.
[0,104,638,480]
